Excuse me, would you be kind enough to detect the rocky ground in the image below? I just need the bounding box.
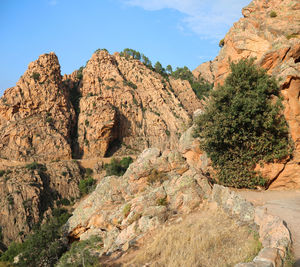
[239,190,300,266]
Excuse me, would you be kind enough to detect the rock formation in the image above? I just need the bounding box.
[63,147,211,255]
[0,161,82,245]
[0,52,75,162]
[66,50,201,158]
[194,0,300,189]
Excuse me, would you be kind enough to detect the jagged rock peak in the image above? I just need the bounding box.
[0,52,75,162]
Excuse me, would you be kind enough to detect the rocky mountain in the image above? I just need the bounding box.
[0,0,298,264]
[64,50,201,159]
[0,49,201,248]
[194,0,300,189]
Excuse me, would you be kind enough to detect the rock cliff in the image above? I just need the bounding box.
[0,161,82,245]
[0,49,201,248]
[194,0,300,189]
[0,52,75,162]
[66,50,201,158]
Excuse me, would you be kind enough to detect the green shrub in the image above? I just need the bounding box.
[123,80,138,89]
[76,66,84,80]
[85,168,93,177]
[56,235,102,267]
[61,171,67,177]
[60,198,70,206]
[0,171,5,177]
[78,177,96,196]
[194,58,292,188]
[31,72,40,81]
[270,11,277,17]
[0,209,71,266]
[219,38,225,47]
[104,157,133,176]
[123,203,131,218]
[286,33,298,40]
[25,162,46,171]
[156,197,168,206]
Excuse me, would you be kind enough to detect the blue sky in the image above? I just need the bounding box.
[0,0,250,94]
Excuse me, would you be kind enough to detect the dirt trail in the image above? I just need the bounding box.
[238,190,300,267]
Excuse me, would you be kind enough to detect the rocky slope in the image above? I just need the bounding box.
[194,0,300,189]
[0,161,82,246]
[0,49,201,248]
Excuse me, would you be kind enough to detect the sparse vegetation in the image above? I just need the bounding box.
[219,38,225,47]
[31,72,40,81]
[123,80,137,89]
[194,58,292,188]
[123,203,132,218]
[270,11,277,17]
[56,235,103,267]
[78,176,96,196]
[286,33,298,40]
[0,208,71,266]
[76,66,84,80]
[147,169,168,185]
[156,197,168,206]
[104,157,133,176]
[124,209,262,267]
[25,162,46,171]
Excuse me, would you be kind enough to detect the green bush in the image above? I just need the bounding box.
[270,11,277,18]
[78,177,96,196]
[104,157,133,176]
[123,80,138,89]
[31,72,40,81]
[25,162,46,171]
[60,198,70,206]
[56,235,102,267]
[194,58,292,188]
[85,168,93,177]
[0,209,71,266]
[76,66,84,80]
[219,38,225,47]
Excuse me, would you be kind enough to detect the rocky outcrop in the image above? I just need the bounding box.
[0,52,75,162]
[0,161,82,245]
[71,50,201,158]
[212,185,291,267]
[194,0,300,188]
[63,147,211,254]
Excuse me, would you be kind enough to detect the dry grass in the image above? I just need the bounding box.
[124,208,261,267]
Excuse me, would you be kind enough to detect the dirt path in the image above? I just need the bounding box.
[238,190,300,267]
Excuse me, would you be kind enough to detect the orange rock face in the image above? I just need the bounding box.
[0,52,75,161]
[194,0,300,189]
[66,50,201,158]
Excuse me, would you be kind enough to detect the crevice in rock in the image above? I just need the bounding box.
[67,80,83,159]
[281,47,291,62]
[266,162,287,189]
[104,107,123,157]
